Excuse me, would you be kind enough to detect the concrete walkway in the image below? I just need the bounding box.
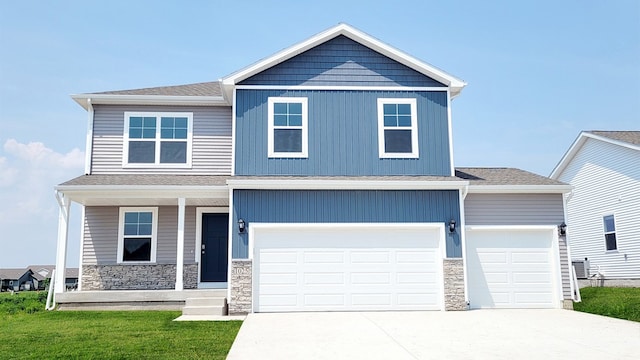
[227,310,639,359]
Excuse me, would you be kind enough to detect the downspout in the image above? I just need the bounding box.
[84,98,94,175]
[563,191,580,302]
[45,269,56,310]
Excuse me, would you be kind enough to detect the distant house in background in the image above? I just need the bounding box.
[551,131,640,285]
[28,265,79,290]
[0,269,35,291]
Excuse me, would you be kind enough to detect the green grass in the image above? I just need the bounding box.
[0,293,242,359]
[0,291,48,314]
[574,287,640,322]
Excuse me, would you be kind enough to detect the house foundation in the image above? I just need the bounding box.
[443,258,466,310]
[81,264,198,290]
[229,260,252,314]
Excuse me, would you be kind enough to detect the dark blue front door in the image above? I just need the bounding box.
[201,213,229,282]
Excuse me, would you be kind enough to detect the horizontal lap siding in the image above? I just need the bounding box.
[82,206,197,265]
[232,189,461,258]
[235,90,450,175]
[464,193,570,299]
[91,105,231,174]
[558,139,640,278]
[240,35,446,87]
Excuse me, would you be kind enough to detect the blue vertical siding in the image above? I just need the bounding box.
[239,36,446,87]
[232,190,461,258]
[235,90,450,176]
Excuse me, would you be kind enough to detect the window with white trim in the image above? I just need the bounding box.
[377,98,419,158]
[117,208,158,263]
[123,112,192,167]
[267,97,308,158]
[603,214,617,251]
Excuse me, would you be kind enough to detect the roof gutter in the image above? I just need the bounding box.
[468,185,573,194]
[70,94,229,110]
[227,178,470,190]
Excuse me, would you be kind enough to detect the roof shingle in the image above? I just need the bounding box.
[587,131,640,146]
[93,81,223,97]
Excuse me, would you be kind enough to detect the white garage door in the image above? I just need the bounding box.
[466,227,559,309]
[252,224,443,312]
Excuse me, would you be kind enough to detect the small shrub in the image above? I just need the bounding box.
[0,291,48,315]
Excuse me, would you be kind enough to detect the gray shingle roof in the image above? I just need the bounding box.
[59,174,231,187]
[455,167,566,186]
[588,131,640,146]
[0,269,31,280]
[92,81,223,97]
[229,175,462,182]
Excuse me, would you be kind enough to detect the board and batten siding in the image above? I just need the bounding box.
[240,35,446,87]
[235,90,450,176]
[82,206,197,265]
[464,193,571,299]
[232,189,462,258]
[90,105,232,175]
[558,138,640,279]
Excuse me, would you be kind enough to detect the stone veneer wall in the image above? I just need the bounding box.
[81,264,198,290]
[229,260,252,314]
[443,258,466,310]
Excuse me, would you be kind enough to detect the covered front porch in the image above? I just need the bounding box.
[52,175,232,308]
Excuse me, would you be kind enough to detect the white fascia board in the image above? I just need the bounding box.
[467,185,573,194]
[227,179,469,190]
[221,23,466,95]
[71,94,229,110]
[55,186,229,202]
[466,225,556,231]
[586,132,640,151]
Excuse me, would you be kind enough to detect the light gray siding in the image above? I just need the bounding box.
[91,105,232,175]
[464,194,564,225]
[464,193,571,299]
[558,138,640,279]
[83,206,197,265]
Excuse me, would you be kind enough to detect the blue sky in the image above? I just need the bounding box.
[0,1,638,268]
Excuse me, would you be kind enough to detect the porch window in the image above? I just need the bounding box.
[117,208,158,263]
[377,98,419,158]
[603,215,617,251]
[267,97,308,158]
[123,112,192,167]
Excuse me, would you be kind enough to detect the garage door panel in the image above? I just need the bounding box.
[254,225,443,312]
[467,228,558,309]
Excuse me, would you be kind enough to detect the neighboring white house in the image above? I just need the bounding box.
[551,131,640,283]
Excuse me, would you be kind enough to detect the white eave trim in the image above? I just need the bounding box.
[468,185,573,194]
[70,94,229,110]
[227,179,469,190]
[221,23,466,93]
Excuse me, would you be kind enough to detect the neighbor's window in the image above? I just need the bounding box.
[123,112,192,167]
[117,208,158,263]
[268,97,308,158]
[603,215,617,251]
[377,98,418,158]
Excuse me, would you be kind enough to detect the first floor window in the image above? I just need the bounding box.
[603,215,617,251]
[118,208,158,263]
[377,98,419,158]
[123,112,192,167]
[268,97,308,158]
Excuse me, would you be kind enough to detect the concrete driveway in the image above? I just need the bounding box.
[227,310,639,359]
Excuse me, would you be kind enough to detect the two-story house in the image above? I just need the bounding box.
[53,24,574,313]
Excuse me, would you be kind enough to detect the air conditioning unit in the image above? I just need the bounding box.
[572,259,590,279]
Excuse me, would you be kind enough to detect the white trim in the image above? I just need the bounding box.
[267,97,309,158]
[227,178,468,190]
[458,188,469,306]
[116,207,158,264]
[551,227,565,307]
[71,94,228,111]
[468,185,572,194]
[465,225,557,231]
[54,192,70,294]
[122,111,193,168]
[226,188,234,301]
[231,88,237,176]
[602,213,618,252]
[84,98,94,175]
[235,85,448,91]
[377,98,419,158]
[78,205,85,292]
[175,198,186,291]
[562,192,576,301]
[195,206,230,288]
[446,90,455,176]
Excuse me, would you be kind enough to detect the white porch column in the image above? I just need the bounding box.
[175,197,186,291]
[54,192,70,294]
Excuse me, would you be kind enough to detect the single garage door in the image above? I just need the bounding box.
[252,224,443,312]
[466,227,559,309]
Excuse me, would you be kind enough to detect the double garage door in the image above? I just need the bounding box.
[252,224,444,312]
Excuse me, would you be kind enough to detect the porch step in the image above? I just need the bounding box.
[182,297,228,316]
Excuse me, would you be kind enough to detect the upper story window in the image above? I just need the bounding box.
[267,97,308,158]
[603,214,617,251]
[123,112,193,167]
[117,208,158,263]
[377,98,418,158]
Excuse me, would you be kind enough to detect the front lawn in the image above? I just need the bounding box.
[0,292,242,359]
[574,287,640,322]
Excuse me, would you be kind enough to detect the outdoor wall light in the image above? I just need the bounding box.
[558,222,567,236]
[449,219,456,233]
[238,219,246,233]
